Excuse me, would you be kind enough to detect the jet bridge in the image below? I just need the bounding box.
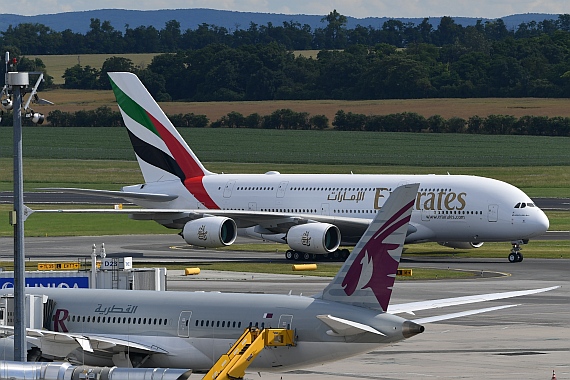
[0,293,51,330]
[203,327,296,380]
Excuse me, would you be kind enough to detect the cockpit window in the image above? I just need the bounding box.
[514,202,534,208]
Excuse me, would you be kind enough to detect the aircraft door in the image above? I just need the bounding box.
[321,203,330,216]
[223,180,236,198]
[276,181,289,198]
[278,314,293,330]
[248,202,257,211]
[488,204,498,222]
[177,311,192,338]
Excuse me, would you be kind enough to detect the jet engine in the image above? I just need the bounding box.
[182,217,237,248]
[287,223,341,254]
[438,241,484,249]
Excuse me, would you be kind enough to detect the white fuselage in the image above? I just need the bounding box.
[125,173,549,244]
[10,288,411,371]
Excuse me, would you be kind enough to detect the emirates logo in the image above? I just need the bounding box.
[197,225,208,241]
[301,231,311,246]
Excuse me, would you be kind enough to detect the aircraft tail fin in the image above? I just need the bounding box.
[319,183,418,311]
[108,72,213,184]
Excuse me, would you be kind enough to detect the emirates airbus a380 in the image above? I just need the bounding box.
[42,72,549,262]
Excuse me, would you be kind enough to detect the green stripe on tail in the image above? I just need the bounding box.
[109,76,159,137]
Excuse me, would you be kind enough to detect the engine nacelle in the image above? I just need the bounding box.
[287,223,341,254]
[182,217,237,248]
[438,241,484,249]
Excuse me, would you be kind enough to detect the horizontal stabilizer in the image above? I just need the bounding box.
[413,304,518,324]
[39,187,178,202]
[388,286,559,315]
[317,314,385,336]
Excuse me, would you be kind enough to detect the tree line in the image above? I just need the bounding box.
[3,11,570,100]
[3,107,567,136]
[59,31,570,101]
[2,11,570,53]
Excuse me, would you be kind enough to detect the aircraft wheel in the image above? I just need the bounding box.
[341,249,350,260]
[303,252,311,261]
[517,252,524,262]
[285,250,293,260]
[508,252,517,263]
[293,251,300,261]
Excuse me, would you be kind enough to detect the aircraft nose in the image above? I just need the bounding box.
[525,208,549,238]
[536,208,550,234]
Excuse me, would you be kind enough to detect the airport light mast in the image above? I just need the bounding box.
[3,52,52,361]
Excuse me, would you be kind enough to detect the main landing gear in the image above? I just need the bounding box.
[285,249,350,262]
[508,242,524,263]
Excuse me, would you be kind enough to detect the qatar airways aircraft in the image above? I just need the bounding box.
[42,72,549,262]
[0,184,558,369]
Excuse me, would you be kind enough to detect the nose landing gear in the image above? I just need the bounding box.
[508,242,524,262]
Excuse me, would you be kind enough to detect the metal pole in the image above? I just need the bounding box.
[12,84,26,362]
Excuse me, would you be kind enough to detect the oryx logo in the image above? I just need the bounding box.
[197,225,208,241]
[301,231,311,246]
[341,200,413,311]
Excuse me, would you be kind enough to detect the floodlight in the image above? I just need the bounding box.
[31,112,44,124]
[1,98,12,110]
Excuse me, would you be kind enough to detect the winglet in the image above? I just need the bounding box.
[318,183,418,311]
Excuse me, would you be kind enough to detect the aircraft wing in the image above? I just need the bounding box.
[0,325,168,358]
[387,286,559,319]
[31,206,372,237]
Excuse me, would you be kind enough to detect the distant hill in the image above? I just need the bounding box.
[0,9,562,34]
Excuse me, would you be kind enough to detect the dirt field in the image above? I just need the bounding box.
[38,89,570,123]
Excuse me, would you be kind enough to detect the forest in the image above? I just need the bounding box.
[2,11,570,136]
[3,12,570,101]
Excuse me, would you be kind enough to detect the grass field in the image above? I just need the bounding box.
[0,127,569,198]
[1,128,570,167]
[31,54,158,84]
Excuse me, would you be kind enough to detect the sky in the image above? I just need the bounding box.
[6,0,570,19]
